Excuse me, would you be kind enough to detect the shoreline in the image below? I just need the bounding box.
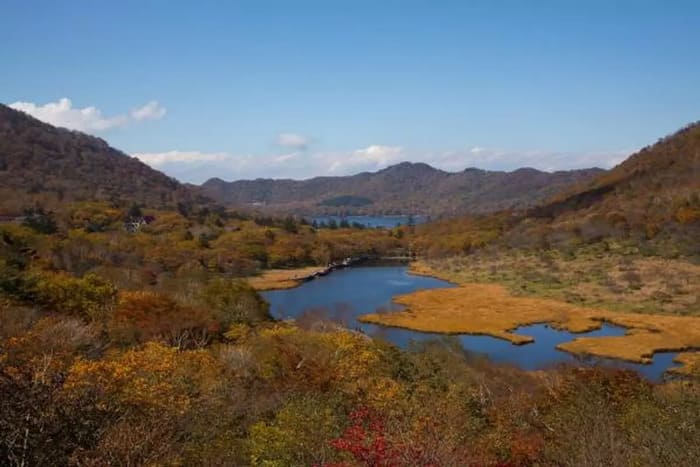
[251,258,700,376]
[248,256,376,291]
[361,260,700,374]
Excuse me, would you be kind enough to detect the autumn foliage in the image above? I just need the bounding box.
[1,196,699,466]
[109,291,219,347]
[326,407,402,467]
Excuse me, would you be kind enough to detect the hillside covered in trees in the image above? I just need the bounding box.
[202,162,603,217]
[508,121,700,254]
[0,104,203,214]
[413,122,700,258]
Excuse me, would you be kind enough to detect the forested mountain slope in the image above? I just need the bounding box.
[0,104,201,213]
[508,122,700,252]
[202,162,603,216]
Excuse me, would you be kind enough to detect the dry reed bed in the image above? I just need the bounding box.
[360,262,700,372]
[247,267,324,291]
[414,253,700,316]
[670,352,700,375]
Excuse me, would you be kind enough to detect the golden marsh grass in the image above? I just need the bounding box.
[671,352,700,375]
[360,261,700,371]
[247,267,323,291]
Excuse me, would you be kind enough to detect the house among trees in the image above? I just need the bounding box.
[124,215,155,233]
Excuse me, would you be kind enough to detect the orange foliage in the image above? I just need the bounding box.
[675,206,700,224]
[109,291,218,347]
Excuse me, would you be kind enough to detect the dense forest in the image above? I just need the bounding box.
[1,105,699,465]
[2,203,698,465]
[201,162,603,217]
[0,104,203,213]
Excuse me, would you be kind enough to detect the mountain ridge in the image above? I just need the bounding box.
[0,101,612,219]
[202,161,605,216]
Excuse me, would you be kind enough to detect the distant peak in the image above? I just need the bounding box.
[511,167,543,174]
[203,177,226,184]
[380,161,440,173]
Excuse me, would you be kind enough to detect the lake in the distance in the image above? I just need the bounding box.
[261,265,682,381]
[311,215,428,228]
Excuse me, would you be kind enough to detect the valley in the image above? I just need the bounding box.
[1,104,699,466]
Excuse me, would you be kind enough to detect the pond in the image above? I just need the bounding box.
[311,215,428,229]
[261,265,681,381]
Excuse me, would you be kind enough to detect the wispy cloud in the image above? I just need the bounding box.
[131,150,228,166]
[327,145,403,173]
[276,133,310,149]
[9,98,166,132]
[130,101,167,121]
[131,145,406,183]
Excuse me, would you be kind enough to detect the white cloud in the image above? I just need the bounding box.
[273,152,300,163]
[327,145,403,173]
[9,98,166,133]
[132,150,228,166]
[276,133,310,149]
[131,144,408,183]
[131,150,268,183]
[131,101,167,121]
[130,144,632,184]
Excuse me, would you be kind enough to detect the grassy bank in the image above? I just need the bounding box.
[414,246,700,316]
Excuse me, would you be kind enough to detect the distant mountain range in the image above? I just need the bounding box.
[5,100,695,245]
[201,163,604,216]
[0,104,201,213]
[4,102,604,218]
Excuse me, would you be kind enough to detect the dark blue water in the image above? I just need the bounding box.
[261,266,682,381]
[311,215,428,229]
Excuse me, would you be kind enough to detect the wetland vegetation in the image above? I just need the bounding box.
[360,262,700,375]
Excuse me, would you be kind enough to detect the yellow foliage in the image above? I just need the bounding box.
[224,322,252,342]
[33,271,117,321]
[248,396,343,466]
[143,211,191,234]
[63,342,219,416]
[68,201,123,230]
[410,213,509,257]
[2,316,100,382]
[250,325,385,397]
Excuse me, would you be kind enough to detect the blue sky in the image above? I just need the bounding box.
[2,1,699,182]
